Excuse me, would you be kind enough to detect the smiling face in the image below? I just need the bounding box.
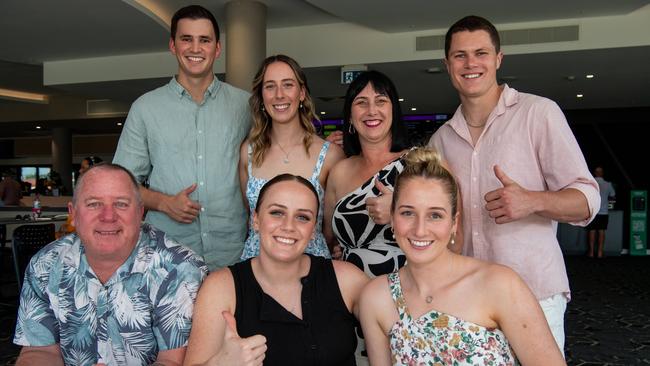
[392,177,458,264]
[444,30,503,101]
[169,18,221,83]
[253,180,318,262]
[350,83,393,145]
[70,168,144,263]
[261,61,306,126]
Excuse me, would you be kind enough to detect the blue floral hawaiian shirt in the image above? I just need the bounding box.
[14,223,208,366]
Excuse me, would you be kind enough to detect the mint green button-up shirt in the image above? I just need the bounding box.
[114,76,251,270]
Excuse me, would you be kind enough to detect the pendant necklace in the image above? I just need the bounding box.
[425,295,433,304]
[277,143,291,164]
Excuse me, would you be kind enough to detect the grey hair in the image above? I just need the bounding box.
[72,163,142,206]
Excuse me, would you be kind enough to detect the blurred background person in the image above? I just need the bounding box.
[586,165,616,258]
[0,169,23,206]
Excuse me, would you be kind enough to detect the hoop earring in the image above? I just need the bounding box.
[348,123,356,134]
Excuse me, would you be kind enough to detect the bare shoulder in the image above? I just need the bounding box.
[333,260,368,286]
[198,267,236,300]
[478,262,530,298]
[239,139,250,164]
[329,156,356,182]
[359,274,394,312]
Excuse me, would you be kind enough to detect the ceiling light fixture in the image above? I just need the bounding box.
[0,88,49,104]
[36,126,42,129]
[426,67,442,74]
[117,122,123,126]
[577,94,584,98]
[586,74,594,79]
[411,107,417,111]
[398,98,404,102]
[320,111,326,115]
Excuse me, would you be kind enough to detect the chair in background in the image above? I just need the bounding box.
[11,223,55,291]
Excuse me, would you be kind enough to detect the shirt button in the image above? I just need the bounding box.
[198,155,203,159]
[198,130,203,134]
[201,207,206,212]
[472,177,477,181]
[473,232,479,236]
[200,181,204,186]
[473,204,478,209]
[202,233,207,237]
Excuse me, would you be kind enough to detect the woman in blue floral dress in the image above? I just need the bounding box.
[239,55,345,260]
[359,147,565,366]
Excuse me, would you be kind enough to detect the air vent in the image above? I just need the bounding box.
[86,99,129,116]
[416,25,579,51]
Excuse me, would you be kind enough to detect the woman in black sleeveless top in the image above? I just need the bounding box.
[185,174,368,366]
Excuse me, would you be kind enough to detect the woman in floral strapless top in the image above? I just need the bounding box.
[358,148,565,366]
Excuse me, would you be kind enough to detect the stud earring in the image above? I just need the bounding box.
[261,105,265,112]
[391,227,395,240]
[299,101,304,109]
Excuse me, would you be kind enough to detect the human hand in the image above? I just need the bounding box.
[484,165,538,224]
[331,244,343,260]
[210,311,266,366]
[326,130,344,149]
[162,184,202,224]
[365,179,393,225]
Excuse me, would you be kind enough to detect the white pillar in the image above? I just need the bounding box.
[51,127,73,195]
[225,0,266,91]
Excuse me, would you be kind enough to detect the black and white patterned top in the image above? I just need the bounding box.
[332,156,407,278]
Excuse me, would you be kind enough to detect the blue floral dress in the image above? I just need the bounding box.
[240,142,332,260]
[388,272,519,365]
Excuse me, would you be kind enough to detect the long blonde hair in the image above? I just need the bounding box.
[392,147,459,217]
[248,55,318,167]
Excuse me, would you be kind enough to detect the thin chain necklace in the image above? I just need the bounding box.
[276,141,300,164]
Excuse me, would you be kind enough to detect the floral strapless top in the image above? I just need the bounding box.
[388,272,518,366]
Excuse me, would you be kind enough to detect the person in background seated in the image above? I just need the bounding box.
[238,54,344,261]
[14,163,207,366]
[56,156,104,238]
[586,166,616,258]
[184,174,368,366]
[360,147,565,366]
[0,169,22,206]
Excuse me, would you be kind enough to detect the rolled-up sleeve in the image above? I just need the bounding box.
[535,100,600,226]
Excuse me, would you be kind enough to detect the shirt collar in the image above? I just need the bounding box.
[168,75,221,100]
[448,84,519,130]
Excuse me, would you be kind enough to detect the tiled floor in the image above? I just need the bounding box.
[1,254,649,365]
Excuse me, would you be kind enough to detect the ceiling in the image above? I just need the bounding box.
[1,0,649,138]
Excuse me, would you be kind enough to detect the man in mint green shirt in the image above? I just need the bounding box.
[113,5,250,270]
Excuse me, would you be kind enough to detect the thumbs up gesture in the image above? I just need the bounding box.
[212,311,267,366]
[484,165,538,224]
[366,179,394,225]
[161,183,202,224]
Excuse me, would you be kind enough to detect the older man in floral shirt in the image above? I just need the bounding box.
[13,164,207,366]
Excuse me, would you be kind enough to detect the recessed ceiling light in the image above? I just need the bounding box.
[411,107,417,111]
[36,126,41,129]
[426,67,442,74]
[320,111,326,115]
[577,94,584,98]
[565,75,576,81]
[398,98,404,102]
[117,122,123,126]
[586,74,594,79]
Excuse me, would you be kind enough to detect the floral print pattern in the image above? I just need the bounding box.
[241,142,332,260]
[388,272,518,365]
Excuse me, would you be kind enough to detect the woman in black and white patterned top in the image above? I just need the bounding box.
[324,70,410,278]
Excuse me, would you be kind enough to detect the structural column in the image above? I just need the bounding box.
[52,127,73,195]
[225,0,266,91]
